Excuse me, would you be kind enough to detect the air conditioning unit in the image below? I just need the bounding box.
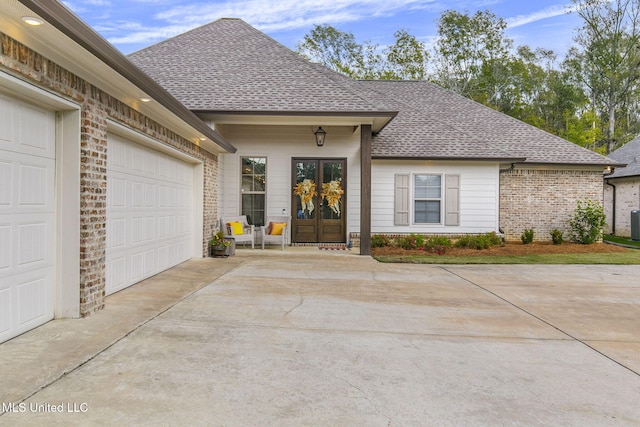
[631,210,640,241]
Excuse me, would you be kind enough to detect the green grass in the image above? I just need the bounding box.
[604,234,640,248]
[374,251,640,265]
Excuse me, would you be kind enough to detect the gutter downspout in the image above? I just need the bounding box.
[605,179,616,235]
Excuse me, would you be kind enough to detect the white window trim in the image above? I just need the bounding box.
[412,173,443,225]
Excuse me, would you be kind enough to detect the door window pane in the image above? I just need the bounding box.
[322,161,343,220]
[294,161,317,219]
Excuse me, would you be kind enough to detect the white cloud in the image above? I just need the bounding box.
[506,4,572,29]
[90,0,440,48]
[154,0,436,30]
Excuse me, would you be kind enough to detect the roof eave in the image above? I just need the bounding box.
[194,109,398,133]
[516,161,627,168]
[372,156,527,162]
[17,0,236,154]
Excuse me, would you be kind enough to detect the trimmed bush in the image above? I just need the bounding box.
[550,229,563,245]
[454,232,502,250]
[396,234,425,250]
[521,228,534,244]
[371,234,392,248]
[568,199,606,244]
[424,236,453,255]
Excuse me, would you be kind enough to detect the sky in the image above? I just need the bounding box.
[62,0,583,58]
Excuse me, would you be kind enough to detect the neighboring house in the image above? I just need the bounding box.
[0,1,234,344]
[128,18,619,248]
[604,136,640,236]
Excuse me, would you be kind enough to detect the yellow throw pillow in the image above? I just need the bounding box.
[269,222,286,235]
[227,221,244,235]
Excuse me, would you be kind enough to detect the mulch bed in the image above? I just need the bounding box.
[371,241,631,257]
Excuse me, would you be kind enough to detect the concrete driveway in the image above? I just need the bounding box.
[1,250,639,426]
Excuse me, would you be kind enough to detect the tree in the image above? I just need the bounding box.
[382,29,429,80]
[296,25,428,80]
[572,0,640,153]
[433,10,513,104]
[296,25,369,78]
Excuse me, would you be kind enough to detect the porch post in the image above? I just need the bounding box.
[360,124,372,255]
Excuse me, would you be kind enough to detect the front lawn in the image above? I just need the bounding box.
[604,234,640,249]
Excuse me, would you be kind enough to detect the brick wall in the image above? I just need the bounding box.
[499,168,604,241]
[604,178,640,236]
[1,33,219,315]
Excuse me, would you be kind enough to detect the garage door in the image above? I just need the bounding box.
[0,94,56,344]
[106,134,194,295]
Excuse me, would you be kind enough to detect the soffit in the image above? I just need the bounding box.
[1,1,233,153]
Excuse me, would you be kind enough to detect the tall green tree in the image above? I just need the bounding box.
[296,25,364,78]
[296,25,428,80]
[433,10,513,105]
[572,0,640,153]
[382,29,429,80]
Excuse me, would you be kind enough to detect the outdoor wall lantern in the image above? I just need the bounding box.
[314,126,327,147]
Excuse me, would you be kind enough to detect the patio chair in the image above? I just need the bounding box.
[260,215,291,250]
[220,215,255,249]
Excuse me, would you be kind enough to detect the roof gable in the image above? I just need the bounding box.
[607,136,640,178]
[128,19,387,114]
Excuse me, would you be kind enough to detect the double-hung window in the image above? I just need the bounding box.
[414,174,442,224]
[395,173,459,226]
[241,157,266,226]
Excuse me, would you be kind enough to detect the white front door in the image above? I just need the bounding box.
[106,134,194,295]
[0,94,56,343]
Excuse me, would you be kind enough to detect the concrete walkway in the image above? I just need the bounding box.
[1,249,639,426]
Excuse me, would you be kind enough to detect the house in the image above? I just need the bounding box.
[0,1,234,344]
[604,136,640,236]
[0,3,619,344]
[128,18,618,249]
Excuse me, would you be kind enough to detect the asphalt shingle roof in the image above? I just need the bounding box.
[607,136,640,178]
[129,18,619,166]
[128,18,385,113]
[361,80,616,165]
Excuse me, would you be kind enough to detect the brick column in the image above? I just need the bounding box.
[79,100,108,315]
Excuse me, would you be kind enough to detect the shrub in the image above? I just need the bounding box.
[568,199,606,244]
[454,232,502,250]
[550,229,563,245]
[396,233,425,250]
[424,236,453,255]
[521,228,534,244]
[371,234,392,248]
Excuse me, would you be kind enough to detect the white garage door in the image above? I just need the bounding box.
[0,94,56,344]
[106,134,194,295]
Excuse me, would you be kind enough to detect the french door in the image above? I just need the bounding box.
[292,158,346,243]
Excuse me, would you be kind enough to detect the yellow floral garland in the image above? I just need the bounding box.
[321,180,344,216]
[293,179,318,215]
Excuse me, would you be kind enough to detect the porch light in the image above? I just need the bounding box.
[21,16,44,26]
[314,127,326,147]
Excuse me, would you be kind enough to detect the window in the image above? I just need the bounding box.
[414,174,441,224]
[241,157,266,226]
[395,173,460,226]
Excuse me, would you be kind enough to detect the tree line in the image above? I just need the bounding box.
[296,0,640,154]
